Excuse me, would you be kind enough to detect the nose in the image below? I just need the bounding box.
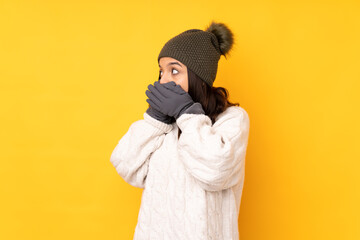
[159,75,170,84]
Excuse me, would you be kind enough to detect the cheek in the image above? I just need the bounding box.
[178,74,187,83]
[178,78,188,92]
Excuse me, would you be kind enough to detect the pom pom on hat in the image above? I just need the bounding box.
[205,21,234,59]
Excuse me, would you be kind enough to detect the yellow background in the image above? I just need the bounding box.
[1,0,359,239]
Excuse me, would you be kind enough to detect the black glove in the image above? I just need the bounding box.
[146,81,204,120]
[146,104,175,124]
[145,80,175,124]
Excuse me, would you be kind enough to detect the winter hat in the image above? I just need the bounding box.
[157,21,234,87]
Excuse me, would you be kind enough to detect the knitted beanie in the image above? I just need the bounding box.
[157,21,234,87]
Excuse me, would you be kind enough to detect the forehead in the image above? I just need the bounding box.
[159,57,184,66]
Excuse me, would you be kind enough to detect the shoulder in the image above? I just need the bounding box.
[215,106,250,126]
[212,106,250,139]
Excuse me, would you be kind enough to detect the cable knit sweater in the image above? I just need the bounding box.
[110,105,250,240]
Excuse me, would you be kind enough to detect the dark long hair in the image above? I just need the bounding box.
[177,68,239,138]
[187,67,239,123]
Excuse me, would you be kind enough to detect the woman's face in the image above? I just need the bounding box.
[158,57,188,92]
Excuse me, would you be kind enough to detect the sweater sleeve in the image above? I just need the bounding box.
[176,107,250,192]
[110,112,173,189]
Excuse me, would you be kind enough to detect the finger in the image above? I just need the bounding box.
[146,87,162,103]
[174,84,187,94]
[160,81,180,90]
[146,98,161,112]
[145,90,163,107]
[145,92,162,111]
[145,89,160,103]
[160,81,176,88]
[148,84,166,101]
[162,82,186,95]
[154,81,175,98]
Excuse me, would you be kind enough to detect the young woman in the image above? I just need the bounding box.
[110,21,250,240]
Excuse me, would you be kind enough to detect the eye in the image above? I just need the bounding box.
[159,69,179,78]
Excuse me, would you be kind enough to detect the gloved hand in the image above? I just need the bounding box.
[146,104,175,124]
[145,81,203,120]
[145,80,175,124]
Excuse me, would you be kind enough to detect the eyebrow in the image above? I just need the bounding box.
[159,62,182,68]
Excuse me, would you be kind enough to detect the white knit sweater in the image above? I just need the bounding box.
[110,106,250,240]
